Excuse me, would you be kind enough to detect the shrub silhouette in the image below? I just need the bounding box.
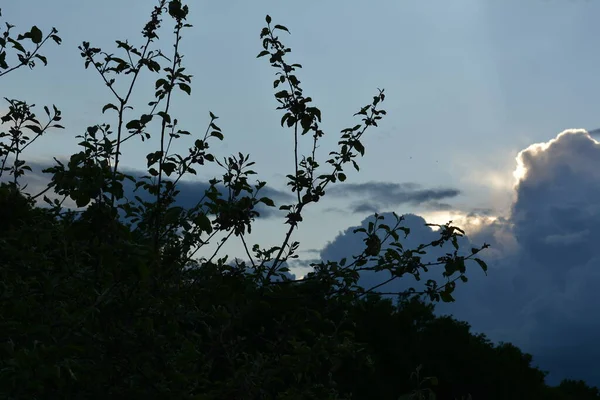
[1,2,596,399]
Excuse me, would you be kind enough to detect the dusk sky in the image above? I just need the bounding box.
[4,0,600,387]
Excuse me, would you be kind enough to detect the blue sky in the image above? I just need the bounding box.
[4,0,600,387]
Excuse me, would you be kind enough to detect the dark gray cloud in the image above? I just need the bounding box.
[587,127,600,137]
[326,181,461,213]
[424,201,454,211]
[351,200,453,214]
[350,202,379,214]
[300,248,321,255]
[288,258,321,268]
[118,167,292,219]
[312,129,600,387]
[3,160,293,219]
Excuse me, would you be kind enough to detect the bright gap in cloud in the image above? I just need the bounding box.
[418,210,498,234]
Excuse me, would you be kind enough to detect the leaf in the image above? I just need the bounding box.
[280,113,289,127]
[75,194,90,208]
[274,90,288,98]
[440,291,455,303]
[354,141,365,156]
[265,15,272,24]
[164,206,183,225]
[102,103,118,114]
[8,38,25,53]
[211,131,224,140]
[155,78,167,89]
[194,213,213,234]
[273,24,290,33]
[256,50,270,58]
[474,258,488,275]
[24,124,42,134]
[162,162,176,176]
[260,197,275,207]
[178,83,191,95]
[126,119,141,130]
[30,26,43,44]
[34,54,47,65]
[0,52,7,69]
[157,111,171,123]
[140,114,153,124]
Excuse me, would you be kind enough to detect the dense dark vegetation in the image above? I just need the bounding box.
[1,2,598,399]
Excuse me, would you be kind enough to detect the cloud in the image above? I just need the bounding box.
[312,129,600,387]
[466,207,495,217]
[448,129,600,386]
[2,161,293,219]
[319,212,476,298]
[326,181,461,213]
[118,167,292,219]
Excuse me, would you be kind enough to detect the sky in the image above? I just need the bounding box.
[4,0,600,387]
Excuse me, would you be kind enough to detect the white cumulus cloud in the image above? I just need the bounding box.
[313,129,600,386]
